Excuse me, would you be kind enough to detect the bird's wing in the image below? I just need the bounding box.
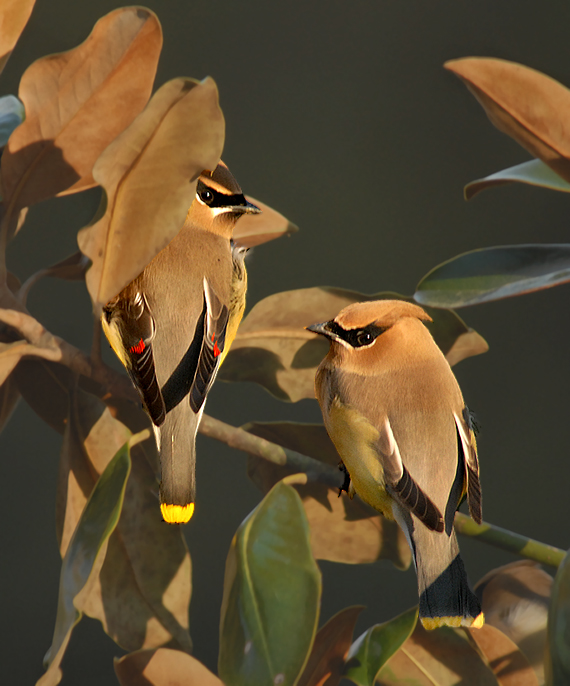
[378,416,444,532]
[454,408,482,524]
[102,291,166,426]
[189,278,229,413]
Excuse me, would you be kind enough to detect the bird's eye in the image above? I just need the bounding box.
[356,330,373,346]
[199,188,214,205]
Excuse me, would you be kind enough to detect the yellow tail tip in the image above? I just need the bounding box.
[421,612,485,630]
[161,502,195,524]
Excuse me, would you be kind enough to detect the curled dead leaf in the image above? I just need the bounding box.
[0,0,36,75]
[115,648,224,686]
[298,606,364,686]
[78,76,224,311]
[475,560,551,685]
[1,7,162,239]
[445,58,570,183]
[233,196,298,248]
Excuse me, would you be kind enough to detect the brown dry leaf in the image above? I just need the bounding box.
[475,560,552,684]
[467,624,539,686]
[445,330,489,366]
[115,648,225,686]
[78,76,224,311]
[298,606,364,686]
[445,58,570,183]
[43,251,90,281]
[233,196,298,248]
[57,387,192,653]
[0,0,36,75]
[245,421,411,569]
[0,339,63,385]
[13,359,72,433]
[1,7,162,238]
[219,287,487,402]
[376,623,498,685]
[0,371,20,433]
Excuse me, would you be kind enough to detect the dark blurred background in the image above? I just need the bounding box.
[1,1,569,683]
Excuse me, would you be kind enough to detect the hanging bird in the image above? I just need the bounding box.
[307,299,484,629]
[102,162,260,524]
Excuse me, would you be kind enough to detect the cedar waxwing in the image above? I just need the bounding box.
[102,162,260,524]
[307,300,484,629]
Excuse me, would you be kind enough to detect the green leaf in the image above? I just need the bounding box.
[465,159,570,200]
[415,244,570,308]
[218,481,321,686]
[546,548,570,685]
[220,287,487,402]
[0,95,24,147]
[344,607,417,686]
[38,437,132,686]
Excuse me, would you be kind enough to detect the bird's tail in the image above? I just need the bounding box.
[157,404,200,524]
[396,506,484,629]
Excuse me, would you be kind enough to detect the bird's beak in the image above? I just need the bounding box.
[231,198,262,215]
[306,321,332,337]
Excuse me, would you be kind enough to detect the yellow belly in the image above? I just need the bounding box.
[327,397,394,519]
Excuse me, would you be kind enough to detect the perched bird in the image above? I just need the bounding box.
[307,300,484,629]
[102,162,259,524]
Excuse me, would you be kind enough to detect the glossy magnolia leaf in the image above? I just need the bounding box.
[376,621,498,686]
[297,606,364,686]
[1,7,162,242]
[115,649,224,686]
[57,388,192,653]
[245,421,411,569]
[465,159,570,200]
[475,560,551,685]
[0,0,35,75]
[445,58,570,183]
[344,607,417,686]
[38,436,132,686]
[0,95,25,147]
[545,548,570,686]
[219,287,487,401]
[415,244,570,308]
[218,481,321,686]
[78,76,224,311]
[233,197,299,248]
[467,624,539,686]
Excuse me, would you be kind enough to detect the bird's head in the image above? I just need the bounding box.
[191,161,261,236]
[306,300,433,354]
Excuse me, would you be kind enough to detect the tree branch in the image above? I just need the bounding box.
[4,304,565,568]
[0,307,136,401]
[454,512,565,569]
[198,413,343,489]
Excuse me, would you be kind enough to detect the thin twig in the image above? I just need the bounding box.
[199,413,343,489]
